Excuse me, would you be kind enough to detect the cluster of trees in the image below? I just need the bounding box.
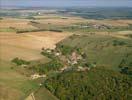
[119,55,132,76]
[30,50,63,74]
[16,29,47,33]
[57,44,82,55]
[45,68,131,100]
[17,21,63,33]
[113,40,127,46]
[49,29,63,32]
[31,59,63,74]
[17,29,63,34]
[29,21,63,32]
[41,50,55,59]
[11,57,30,66]
[57,45,74,55]
[121,66,132,76]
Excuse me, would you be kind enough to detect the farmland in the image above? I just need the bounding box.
[0,7,132,100]
[0,15,72,100]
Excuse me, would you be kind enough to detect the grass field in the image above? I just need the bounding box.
[58,32,132,71]
[0,60,39,100]
[34,87,58,100]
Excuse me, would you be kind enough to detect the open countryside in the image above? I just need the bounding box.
[0,1,132,100]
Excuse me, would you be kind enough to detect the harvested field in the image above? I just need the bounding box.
[35,17,86,25]
[80,19,132,27]
[0,31,71,61]
[94,31,132,39]
[93,20,132,27]
[0,18,37,30]
[0,84,22,100]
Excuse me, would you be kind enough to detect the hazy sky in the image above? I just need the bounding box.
[1,0,132,7]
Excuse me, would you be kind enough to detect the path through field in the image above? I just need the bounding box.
[25,93,35,100]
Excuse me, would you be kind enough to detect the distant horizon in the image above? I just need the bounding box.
[1,6,132,10]
[1,0,132,8]
[1,5,132,10]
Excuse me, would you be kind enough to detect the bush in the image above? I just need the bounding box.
[11,57,30,66]
[41,51,55,59]
[49,29,63,32]
[16,29,47,33]
[113,40,126,46]
[31,59,63,74]
[58,45,73,55]
[121,67,132,75]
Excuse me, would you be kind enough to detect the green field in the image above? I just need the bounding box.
[34,87,58,100]
[0,28,16,32]
[57,34,132,71]
[0,60,39,100]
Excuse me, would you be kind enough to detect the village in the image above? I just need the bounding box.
[27,44,97,80]
[68,22,112,30]
[43,45,96,71]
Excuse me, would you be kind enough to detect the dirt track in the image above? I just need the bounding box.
[25,93,35,100]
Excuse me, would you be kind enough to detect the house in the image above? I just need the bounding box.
[71,52,77,61]
[55,52,61,56]
[77,66,90,71]
[30,74,46,79]
[70,52,82,65]
[45,49,52,53]
[60,66,67,72]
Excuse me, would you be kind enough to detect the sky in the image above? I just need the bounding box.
[1,0,132,7]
